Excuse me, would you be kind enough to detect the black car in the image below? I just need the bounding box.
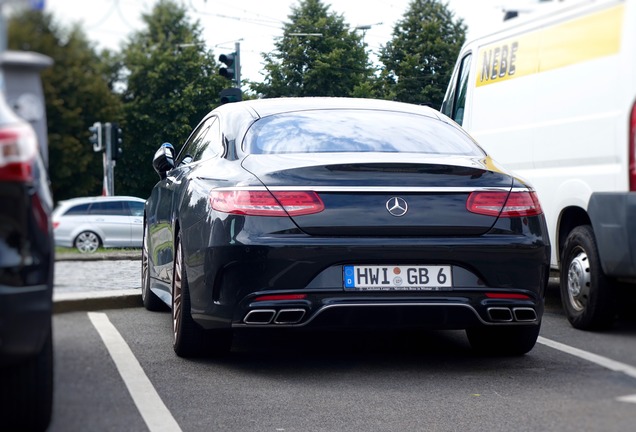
[143,97,550,357]
[0,91,54,427]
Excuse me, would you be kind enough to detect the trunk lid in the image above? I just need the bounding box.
[241,153,514,236]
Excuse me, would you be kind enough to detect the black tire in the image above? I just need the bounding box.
[172,234,231,357]
[74,230,101,253]
[1,324,53,432]
[141,223,168,311]
[466,324,540,356]
[560,225,616,330]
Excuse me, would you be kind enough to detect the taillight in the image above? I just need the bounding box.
[209,189,324,217]
[630,101,636,191]
[53,221,60,229]
[0,124,37,182]
[467,190,543,217]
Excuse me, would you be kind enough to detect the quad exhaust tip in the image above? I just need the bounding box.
[243,309,306,325]
[487,307,537,323]
[274,309,306,324]
[487,307,513,322]
[513,307,538,322]
[244,309,276,325]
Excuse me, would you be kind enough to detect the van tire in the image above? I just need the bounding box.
[560,225,616,330]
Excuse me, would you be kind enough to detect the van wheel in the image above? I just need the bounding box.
[74,231,101,253]
[560,225,616,330]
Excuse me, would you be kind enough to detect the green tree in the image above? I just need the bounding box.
[251,0,375,98]
[117,0,227,198]
[8,11,122,201]
[379,0,466,106]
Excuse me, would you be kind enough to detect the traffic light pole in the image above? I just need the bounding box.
[103,122,115,196]
[234,41,241,88]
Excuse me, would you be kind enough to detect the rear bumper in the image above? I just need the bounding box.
[0,283,52,366]
[588,192,636,279]
[185,230,550,331]
[228,294,543,330]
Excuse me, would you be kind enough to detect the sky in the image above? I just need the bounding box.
[40,0,545,84]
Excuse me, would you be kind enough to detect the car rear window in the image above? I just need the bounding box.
[244,109,484,156]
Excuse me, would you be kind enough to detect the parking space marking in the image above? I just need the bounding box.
[538,336,636,404]
[538,336,636,379]
[88,312,182,432]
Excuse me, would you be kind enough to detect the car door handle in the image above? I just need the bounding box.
[96,218,105,222]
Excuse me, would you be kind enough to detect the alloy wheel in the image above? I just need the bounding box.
[75,231,99,253]
[172,241,183,342]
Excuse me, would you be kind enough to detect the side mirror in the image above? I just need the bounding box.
[153,142,175,179]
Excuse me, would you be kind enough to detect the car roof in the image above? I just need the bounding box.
[214,97,444,120]
[56,196,145,206]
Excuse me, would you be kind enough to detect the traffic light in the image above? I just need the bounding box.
[218,42,241,87]
[218,52,237,81]
[109,122,123,160]
[219,88,242,104]
[89,122,102,152]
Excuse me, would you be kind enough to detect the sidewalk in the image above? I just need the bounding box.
[53,249,143,313]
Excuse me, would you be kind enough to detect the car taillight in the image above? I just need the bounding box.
[0,124,37,182]
[209,189,324,217]
[466,190,543,217]
[53,221,60,229]
[630,101,636,191]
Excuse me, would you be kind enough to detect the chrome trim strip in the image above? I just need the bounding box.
[209,186,530,193]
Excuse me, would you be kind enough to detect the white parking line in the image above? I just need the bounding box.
[88,312,182,432]
[537,336,636,404]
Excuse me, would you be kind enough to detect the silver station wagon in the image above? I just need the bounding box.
[52,196,145,253]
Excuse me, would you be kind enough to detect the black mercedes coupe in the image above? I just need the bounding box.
[142,97,550,357]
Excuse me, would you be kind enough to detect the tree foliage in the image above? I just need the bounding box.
[8,11,122,201]
[117,0,228,198]
[379,0,466,107]
[251,0,375,98]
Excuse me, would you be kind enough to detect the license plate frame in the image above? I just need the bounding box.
[343,265,453,291]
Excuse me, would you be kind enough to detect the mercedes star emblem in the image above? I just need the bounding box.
[386,197,408,217]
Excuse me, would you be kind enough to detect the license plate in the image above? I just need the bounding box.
[343,265,452,291]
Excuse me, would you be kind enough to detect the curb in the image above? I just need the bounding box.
[55,251,141,261]
[53,289,142,314]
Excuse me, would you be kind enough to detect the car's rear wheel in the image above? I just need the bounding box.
[172,234,231,357]
[466,324,540,356]
[1,322,53,432]
[560,225,615,330]
[141,223,168,311]
[74,230,101,253]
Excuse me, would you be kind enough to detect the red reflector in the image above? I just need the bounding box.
[210,189,324,216]
[467,191,542,217]
[253,294,308,302]
[485,293,531,300]
[53,221,60,229]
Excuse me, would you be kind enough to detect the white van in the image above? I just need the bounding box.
[441,0,636,330]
